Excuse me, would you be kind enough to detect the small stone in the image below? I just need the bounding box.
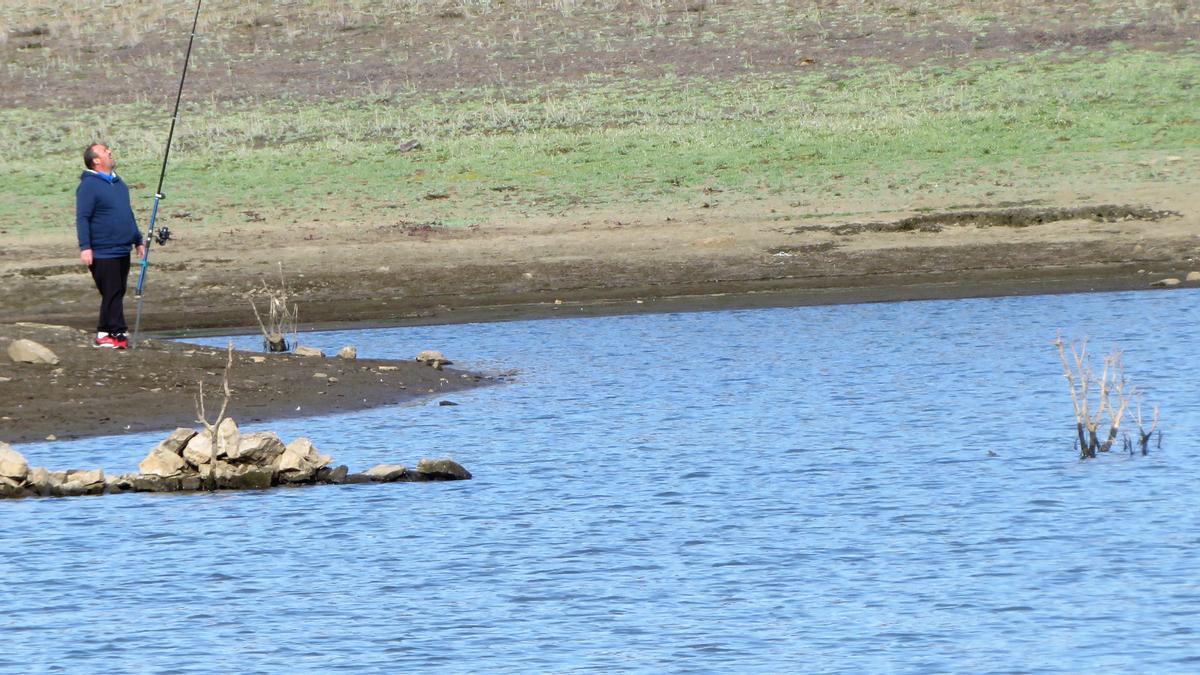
[313,372,328,379]
[1150,277,1181,288]
[338,346,357,360]
[251,356,267,363]
[7,339,59,365]
[415,458,472,481]
[294,346,325,357]
[364,464,410,482]
[378,366,399,372]
[45,434,56,441]
[415,350,452,367]
[315,465,349,484]
[1186,271,1200,282]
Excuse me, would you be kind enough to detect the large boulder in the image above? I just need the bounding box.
[200,461,273,490]
[7,339,59,365]
[0,442,29,482]
[229,432,286,465]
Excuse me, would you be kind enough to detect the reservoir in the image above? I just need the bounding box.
[5,289,1199,671]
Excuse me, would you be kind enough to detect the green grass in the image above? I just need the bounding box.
[3,48,1197,235]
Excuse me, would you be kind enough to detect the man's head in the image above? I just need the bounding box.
[84,143,115,173]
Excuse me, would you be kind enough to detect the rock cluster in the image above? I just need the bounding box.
[0,426,471,499]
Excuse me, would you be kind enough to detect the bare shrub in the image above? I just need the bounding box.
[1054,335,1159,459]
[249,263,298,353]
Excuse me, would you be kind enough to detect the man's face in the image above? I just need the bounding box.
[91,144,115,172]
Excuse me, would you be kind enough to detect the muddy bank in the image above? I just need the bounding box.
[0,322,502,445]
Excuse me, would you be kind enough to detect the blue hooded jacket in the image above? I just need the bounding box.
[76,170,143,259]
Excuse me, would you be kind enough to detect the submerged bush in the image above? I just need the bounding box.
[1054,335,1160,460]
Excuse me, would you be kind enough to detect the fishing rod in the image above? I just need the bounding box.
[131,0,203,348]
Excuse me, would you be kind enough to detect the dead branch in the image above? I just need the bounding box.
[195,342,235,461]
[249,262,299,352]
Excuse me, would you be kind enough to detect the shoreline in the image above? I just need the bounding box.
[3,261,1195,448]
[146,263,1182,338]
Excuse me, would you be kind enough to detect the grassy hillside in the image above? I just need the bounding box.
[1,1,1196,235]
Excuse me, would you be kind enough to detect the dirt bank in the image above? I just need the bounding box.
[3,193,1198,333]
[0,322,502,445]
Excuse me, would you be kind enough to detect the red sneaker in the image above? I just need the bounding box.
[94,335,119,348]
[112,333,129,349]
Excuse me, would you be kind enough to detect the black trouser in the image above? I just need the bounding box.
[89,254,131,335]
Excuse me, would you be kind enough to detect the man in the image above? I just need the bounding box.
[76,143,145,349]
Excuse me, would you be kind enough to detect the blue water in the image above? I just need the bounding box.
[5,289,1200,673]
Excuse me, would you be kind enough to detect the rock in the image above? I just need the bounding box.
[364,464,410,482]
[230,431,286,464]
[277,437,332,482]
[344,473,374,484]
[294,346,325,357]
[131,474,183,492]
[0,480,30,499]
[221,464,273,490]
[315,465,349,484]
[415,458,472,481]
[157,428,197,456]
[1,473,36,498]
[6,339,59,365]
[1150,277,1181,287]
[0,442,30,482]
[60,469,106,496]
[216,417,240,458]
[180,475,203,491]
[66,468,105,490]
[105,473,137,494]
[1187,271,1200,282]
[416,350,452,368]
[438,400,458,406]
[182,432,214,467]
[138,448,188,477]
[26,467,57,496]
[395,139,422,153]
[198,461,273,490]
[338,346,357,360]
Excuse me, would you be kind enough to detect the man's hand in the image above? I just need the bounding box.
[80,249,93,266]
[135,244,146,260]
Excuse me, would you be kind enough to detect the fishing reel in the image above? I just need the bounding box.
[154,225,172,246]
